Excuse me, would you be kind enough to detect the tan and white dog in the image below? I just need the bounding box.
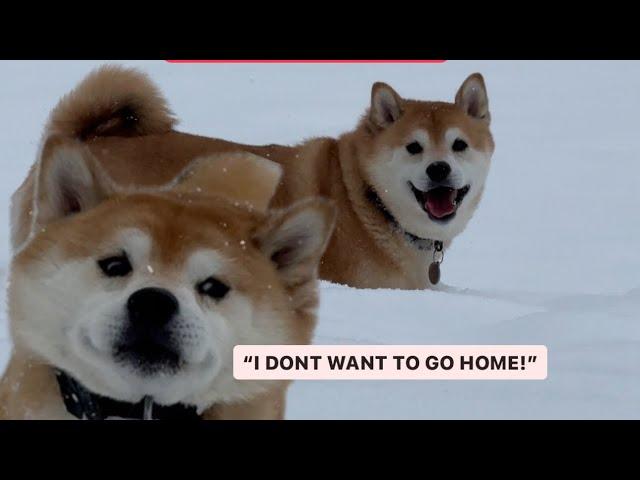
[1,134,335,419]
[11,65,494,290]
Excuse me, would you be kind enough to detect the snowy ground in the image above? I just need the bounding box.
[1,60,639,419]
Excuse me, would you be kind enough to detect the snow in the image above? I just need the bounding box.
[1,60,639,419]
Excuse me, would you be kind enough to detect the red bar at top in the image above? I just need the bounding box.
[166,60,446,64]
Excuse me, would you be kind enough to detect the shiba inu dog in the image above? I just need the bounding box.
[10,65,493,290]
[0,134,336,419]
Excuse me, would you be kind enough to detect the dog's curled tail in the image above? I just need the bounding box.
[46,65,176,140]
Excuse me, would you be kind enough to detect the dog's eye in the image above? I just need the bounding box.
[197,276,230,300]
[405,141,423,155]
[452,139,468,152]
[98,254,132,277]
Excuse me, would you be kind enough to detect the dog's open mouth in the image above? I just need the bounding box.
[410,183,470,222]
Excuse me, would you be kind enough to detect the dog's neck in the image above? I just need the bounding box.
[364,185,441,252]
[55,370,201,421]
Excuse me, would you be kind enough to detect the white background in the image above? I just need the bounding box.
[0,60,638,418]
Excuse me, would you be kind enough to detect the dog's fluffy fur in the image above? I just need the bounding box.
[11,65,494,290]
[1,86,336,418]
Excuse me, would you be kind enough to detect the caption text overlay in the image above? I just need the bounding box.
[233,345,548,380]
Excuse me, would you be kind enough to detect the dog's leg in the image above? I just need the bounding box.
[201,388,288,420]
[0,350,70,420]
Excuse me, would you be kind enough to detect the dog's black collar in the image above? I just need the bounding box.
[364,186,441,252]
[55,370,201,420]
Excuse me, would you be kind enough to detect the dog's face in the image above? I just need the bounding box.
[8,145,335,410]
[361,74,494,242]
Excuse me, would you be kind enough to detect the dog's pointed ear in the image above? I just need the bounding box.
[370,82,403,128]
[173,152,283,212]
[34,137,114,227]
[455,73,490,122]
[253,198,336,288]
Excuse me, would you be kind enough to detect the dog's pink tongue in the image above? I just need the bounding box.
[425,188,457,218]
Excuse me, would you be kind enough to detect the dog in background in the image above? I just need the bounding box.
[10,66,493,290]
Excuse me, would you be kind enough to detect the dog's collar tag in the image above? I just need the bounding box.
[143,396,154,420]
[428,241,444,285]
[365,185,446,285]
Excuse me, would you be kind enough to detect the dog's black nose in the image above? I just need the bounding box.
[127,287,178,328]
[427,162,451,182]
